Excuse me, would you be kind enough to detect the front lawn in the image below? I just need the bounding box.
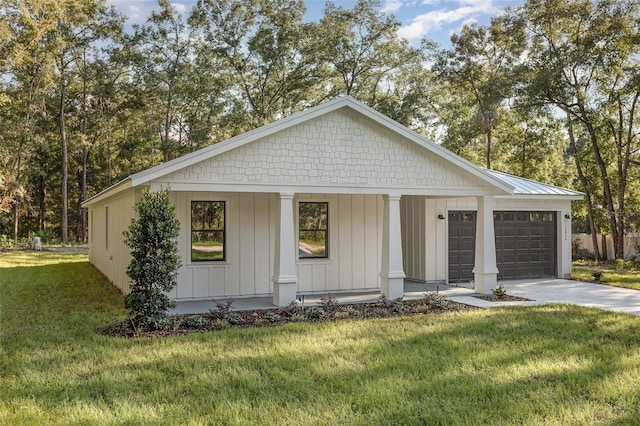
[573,261,640,290]
[2,251,640,425]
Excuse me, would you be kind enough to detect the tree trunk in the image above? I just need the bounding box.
[59,70,69,244]
[485,122,491,169]
[567,119,601,260]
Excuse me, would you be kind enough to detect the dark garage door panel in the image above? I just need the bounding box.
[448,211,476,282]
[494,211,557,280]
[448,210,557,282]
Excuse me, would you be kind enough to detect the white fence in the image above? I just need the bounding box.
[572,233,640,259]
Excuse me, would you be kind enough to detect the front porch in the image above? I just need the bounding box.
[171,281,477,315]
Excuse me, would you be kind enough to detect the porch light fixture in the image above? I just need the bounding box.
[438,214,446,220]
[564,214,571,219]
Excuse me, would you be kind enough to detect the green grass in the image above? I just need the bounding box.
[573,263,640,290]
[3,251,640,425]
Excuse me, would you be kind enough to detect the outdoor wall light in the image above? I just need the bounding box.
[438,214,446,220]
[564,214,571,219]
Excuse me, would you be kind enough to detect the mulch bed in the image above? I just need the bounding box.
[102,296,476,338]
[474,294,533,302]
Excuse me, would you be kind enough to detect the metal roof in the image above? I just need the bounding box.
[484,169,583,198]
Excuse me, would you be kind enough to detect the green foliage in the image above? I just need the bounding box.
[224,313,245,325]
[591,271,604,282]
[182,315,209,328]
[264,312,281,323]
[34,229,58,245]
[424,291,447,309]
[319,293,338,311]
[123,189,181,330]
[304,306,326,320]
[209,299,234,320]
[492,285,507,299]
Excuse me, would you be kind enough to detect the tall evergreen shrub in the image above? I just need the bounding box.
[124,188,181,330]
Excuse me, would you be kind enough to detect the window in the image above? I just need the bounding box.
[191,201,225,262]
[298,202,328,259]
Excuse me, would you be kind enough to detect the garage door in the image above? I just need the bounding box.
[448,211,556,283]
[494,211,556,280]
[448,211,476,282]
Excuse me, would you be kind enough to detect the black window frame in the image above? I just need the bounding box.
[191,200,226,262]
[298,201,329,259]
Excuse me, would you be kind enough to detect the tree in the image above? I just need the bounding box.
[123,188,181,330]
[190,0,322,129]
[506,0,640,259]
[310,0,427,124]
[431,23,521,169]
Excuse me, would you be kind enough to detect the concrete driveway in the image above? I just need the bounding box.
[449,278,640,316]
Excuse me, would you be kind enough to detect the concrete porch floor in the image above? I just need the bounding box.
[171,281,476,315]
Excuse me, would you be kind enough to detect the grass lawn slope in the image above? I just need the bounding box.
[2,251,640,425]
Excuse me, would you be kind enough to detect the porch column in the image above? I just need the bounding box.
[473,196,498,293]
[272,192,298,306]
[380,194,405,299]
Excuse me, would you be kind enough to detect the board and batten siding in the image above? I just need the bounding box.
[171,192,383,301]
[402,196,573,283]
[87,188,142,294]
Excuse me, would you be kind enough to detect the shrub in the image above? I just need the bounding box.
[123,188,181,331]
[592,270,604,281]
[264,312,281,323]
[209,299,235,320]
[392,300,405,313]
[492,285,507,299]
[0,234,14,249]
[182,315,209,328]
[35,229,58,245]
[305,306,326,320]
[424,292,447,309]
[320,293,339,311]
[225,313,245,325]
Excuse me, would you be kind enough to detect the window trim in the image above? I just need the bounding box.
[190,200,226,263]
[298,200,329,260]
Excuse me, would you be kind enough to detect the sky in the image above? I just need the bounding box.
[106,0,525,48]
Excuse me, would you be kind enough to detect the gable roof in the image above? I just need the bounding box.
[129,97,513,190]
[84,97,517,206]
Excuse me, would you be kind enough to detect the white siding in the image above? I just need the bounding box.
[170,192,383,300]
[87,188,141,294]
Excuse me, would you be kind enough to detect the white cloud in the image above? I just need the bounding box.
[398,0,498,41]
[381,0,404,14]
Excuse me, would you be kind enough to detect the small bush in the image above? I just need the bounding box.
[592,270,604,281]
[264,312,281,323]
[320,293,339,311]
[182,315,209,328]
[209,299,234,320]
[343,307,358,317]
[392,300,405,313]
[0,234,14,249]
[305,306,326,320]
[492,285,507,299]
[424,292,447,309]
[225,313,245,325]
[35,229,58,245]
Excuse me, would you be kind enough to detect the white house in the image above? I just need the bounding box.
[83,97,583,306]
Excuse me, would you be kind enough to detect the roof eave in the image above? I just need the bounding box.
[81,178,133,207]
